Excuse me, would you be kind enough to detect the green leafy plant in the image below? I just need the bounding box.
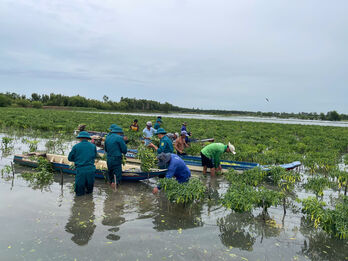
[21,157,54,186]
[1,136,14,150]
[159,178,207,204]
[303,176,331,197]
[22,138,39,152]
[300,196,348,239]
[137,144,157,172]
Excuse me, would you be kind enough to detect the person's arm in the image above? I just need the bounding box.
[68,146,76,162]
[120,139,128,154]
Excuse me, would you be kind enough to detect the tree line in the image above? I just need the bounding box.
[0,92,346,121]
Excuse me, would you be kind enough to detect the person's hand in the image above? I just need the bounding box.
[123,136,128,141]
[110,182,116,189]
[153,187,159,194]
[218,165,222,171]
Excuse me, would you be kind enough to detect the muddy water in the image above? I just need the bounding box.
[0,133,347,261]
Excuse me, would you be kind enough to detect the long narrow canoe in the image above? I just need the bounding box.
[98,149,301,172]
[13,153,166,181]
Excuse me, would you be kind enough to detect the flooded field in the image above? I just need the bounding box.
[79,111,348,128]
[0,133,347,261]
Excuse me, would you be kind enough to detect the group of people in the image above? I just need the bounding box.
[69,119,236,197]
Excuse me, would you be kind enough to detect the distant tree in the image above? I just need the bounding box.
[319,113,326,120]
[32,101,43,109]
[0,94,12,107]
[31,93,41,101]
[326,111,341,121]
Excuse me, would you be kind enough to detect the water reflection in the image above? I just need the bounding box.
[217,213,281,251]
[152,197,204,231]
[65,195,96,245]
[102,189,126,241]
[299,217,348,260]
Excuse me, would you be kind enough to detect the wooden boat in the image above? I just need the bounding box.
[98,149,301,172]
[13,153,167,181]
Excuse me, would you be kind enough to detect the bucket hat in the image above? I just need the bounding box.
[181,130,189,137]
[110,126,124,134]
[109,124,119,130]
[77,131,91,139]
[155,128,167,135]
[157,153,171,169]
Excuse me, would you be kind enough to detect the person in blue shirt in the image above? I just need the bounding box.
[152,153,191,194]
[104,124,128,188]
[181,122,192,143]
[149,128,173,154]
[68,131,97,196]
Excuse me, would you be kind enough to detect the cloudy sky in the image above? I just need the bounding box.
[1,0,347,113]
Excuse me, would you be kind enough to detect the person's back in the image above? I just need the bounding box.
[105,133,127,156]
[68,140,97,168]
[158,135,174,154]
[167,154,191,183]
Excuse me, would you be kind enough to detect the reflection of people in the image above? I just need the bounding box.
[105,125,127,188]
[153,153,191,194]
[102,189,125,241]
[200,142,236,176]
[149,128,173,154]
[142,121,156,146]
[65,195,96,245]
[130,119,139,131]
[68,131,97,196]
[174,131,190,155]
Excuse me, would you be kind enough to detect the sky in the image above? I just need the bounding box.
[0,0,348,113]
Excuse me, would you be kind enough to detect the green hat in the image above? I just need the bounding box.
[76,131,91,139]
[110,126,124,134]
[109,124,118,130]
[155,128,167,135]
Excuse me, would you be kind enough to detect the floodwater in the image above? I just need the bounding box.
[79,111,348,127]
[0,133,348,261]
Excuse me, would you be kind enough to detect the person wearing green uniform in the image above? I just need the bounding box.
[154,118,162,130]
[200,142,236,176]
[104,124,128,188]
[68,131,97,196]
[149,128,174,154]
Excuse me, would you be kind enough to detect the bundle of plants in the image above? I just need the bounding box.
[300,196,348,240]
[159,178,207,204]
[137,144,157,172]
[21,157,54,186]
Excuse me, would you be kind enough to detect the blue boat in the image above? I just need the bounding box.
[98,149,301,171]
[13,153,167,181]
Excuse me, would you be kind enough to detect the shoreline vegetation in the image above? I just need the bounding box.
[0,92,346,121]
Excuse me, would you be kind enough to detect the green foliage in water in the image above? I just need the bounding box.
[137,144,157,172]
[221,183,282,213]
[226,167,267,186]
[1,136,14,151]
[268,167,301,193]
[21,157,54,186]
[159,178,207,204]
[303,176,332,197]
[300,196,348,240]
[22,138,39,152]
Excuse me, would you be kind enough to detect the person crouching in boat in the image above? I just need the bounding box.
[149,128,173,154]
[104,125,128,189]
[200,142,236,176]
[130,119,139,131]
[68,131,97,196]
[153,153,191,194]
